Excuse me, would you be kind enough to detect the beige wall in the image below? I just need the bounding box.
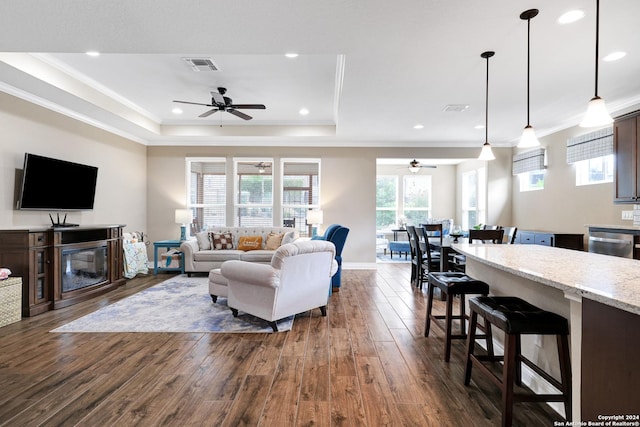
[512,123,636,241]
[6,89,635,267]
[147,146,484,266]
[0,92,147,232]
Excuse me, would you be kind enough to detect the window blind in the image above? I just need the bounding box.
[512,148,546,175]
[566,126,613,164]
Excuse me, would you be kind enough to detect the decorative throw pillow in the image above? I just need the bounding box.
[237,235,263,251]
[281,230,297,245]
[196,231,211,250]
[265,232,285,250]
[210,232,234,250]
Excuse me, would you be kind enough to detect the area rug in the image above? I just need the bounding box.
[376,253,411,263]
[51,275,293,333]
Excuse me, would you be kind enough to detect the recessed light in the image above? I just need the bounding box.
[172,108,183,115]
[413,124,424,129]
[285,53,299,58]
[474,125,485,130]
[85,51,100,57]
[603,51,627,62]
[299,108,309,115]
[558,10,585,24]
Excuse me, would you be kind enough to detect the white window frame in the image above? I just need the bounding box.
[376,175,399,229]
[233,158,274,227]
[281,158,321,236]
[518,170,545,192]
[575,154,614,186]
[461,168,487,230]
[402,174,432,226]
[185,157,227,230]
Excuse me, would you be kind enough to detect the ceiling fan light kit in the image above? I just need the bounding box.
[580,0,613,128]
[518,8,541,148]
[478,51,496,161]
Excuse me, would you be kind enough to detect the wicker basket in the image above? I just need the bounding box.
[0,277,22,327]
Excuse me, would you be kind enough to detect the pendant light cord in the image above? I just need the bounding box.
[485,54,489,144]
[526,16,531,126]
[594,0,600,97]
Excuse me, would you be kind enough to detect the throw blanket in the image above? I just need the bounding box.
[123,242,149,278]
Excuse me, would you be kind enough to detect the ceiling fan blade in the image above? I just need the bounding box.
[199,109,219,118]
[227,109,252,120]
[173,100,214,107]
[229,104,266,110]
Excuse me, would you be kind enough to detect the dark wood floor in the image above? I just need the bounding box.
[0,263,562,426]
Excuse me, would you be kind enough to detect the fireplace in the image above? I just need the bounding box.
[61,245,108,292]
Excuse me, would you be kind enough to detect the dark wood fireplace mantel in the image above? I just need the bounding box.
[0,224,125,316]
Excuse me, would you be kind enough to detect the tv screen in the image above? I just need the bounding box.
[18,153,98,211]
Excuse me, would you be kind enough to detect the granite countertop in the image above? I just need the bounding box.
[453,243,640,316]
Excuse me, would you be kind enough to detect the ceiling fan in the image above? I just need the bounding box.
[407,159,437,173]
[173,87,266,120]
[255,162,271,173]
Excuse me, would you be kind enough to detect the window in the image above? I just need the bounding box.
[376,176,398,228]
[403,174,431,225]
[567,127,613,187]
[575,154,614,186]
[513,148,546,192]
[461,168,486,229]
[234,159,273,227]
[186,158,227,230]
[281,159,320,236]
[519,170,545,192]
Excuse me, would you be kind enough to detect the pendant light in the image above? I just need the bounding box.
[518,9,541,148]
[478,51,496,161]
[580,0,613,127]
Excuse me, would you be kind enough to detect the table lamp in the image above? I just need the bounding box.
[307,209,323,237]
[175,209,193,241]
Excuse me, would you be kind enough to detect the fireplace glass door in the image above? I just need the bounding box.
[61,245,108,293]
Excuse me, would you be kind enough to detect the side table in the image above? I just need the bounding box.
[153,240,184,274]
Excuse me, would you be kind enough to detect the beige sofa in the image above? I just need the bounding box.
[180,227,297,276]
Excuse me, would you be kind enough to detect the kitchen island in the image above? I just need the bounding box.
[452,243,640,422]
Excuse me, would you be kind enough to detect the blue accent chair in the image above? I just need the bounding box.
[312,224,349,288]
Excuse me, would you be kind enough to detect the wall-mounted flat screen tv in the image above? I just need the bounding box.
[18,153,98,211]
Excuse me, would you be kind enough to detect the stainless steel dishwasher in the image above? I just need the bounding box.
[588,230,635,258]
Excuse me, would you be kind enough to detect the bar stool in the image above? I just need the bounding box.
[425,272,492,362]
[464,296,572,427]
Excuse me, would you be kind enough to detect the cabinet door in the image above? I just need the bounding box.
[517,232,535,245]
[614,115,639,203]
[533,233,553,246]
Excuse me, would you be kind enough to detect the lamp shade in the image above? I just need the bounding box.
[175,209,193,225]
[518,125,541,148]
[307,210,323,225]
[580,96,613,127]
[478,142,495,161]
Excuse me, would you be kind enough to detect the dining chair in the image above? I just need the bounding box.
[501,226,518,244]
[468,229,505,244]
[415,226,441,289]
[406,225,420,287]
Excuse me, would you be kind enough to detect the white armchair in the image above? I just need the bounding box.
[220,240,337,332]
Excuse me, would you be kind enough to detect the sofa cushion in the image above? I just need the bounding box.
[265,232,285,250]
[210,232,234,250]
[194,250,243,262]
[240,250,276,263]
[237,235,263,251]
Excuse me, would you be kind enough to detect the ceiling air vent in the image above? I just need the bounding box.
[442,104,470,112]
[182,58,220,72]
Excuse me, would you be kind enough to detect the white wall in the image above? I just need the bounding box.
[0,92,147,232]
